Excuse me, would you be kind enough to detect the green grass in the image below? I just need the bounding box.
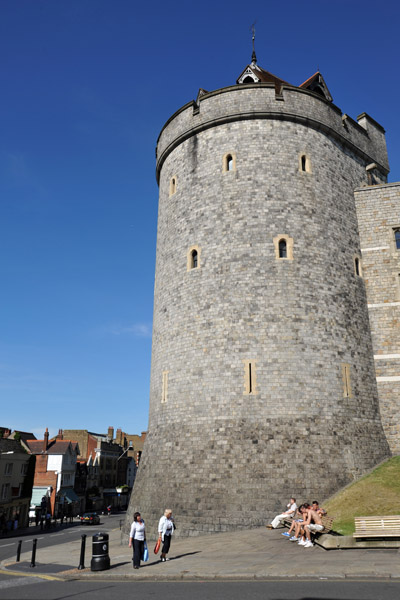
[323,456,400,535]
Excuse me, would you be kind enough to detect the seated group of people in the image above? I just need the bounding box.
[266,497,326,548]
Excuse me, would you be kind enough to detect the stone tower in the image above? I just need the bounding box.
[127,57,391,536]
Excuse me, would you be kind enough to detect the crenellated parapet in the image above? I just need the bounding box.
[156,83,389,184]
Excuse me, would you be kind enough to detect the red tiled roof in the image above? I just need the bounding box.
[299,71,320,89]
[237,64,291,86]
[252,66,291,85]
[25,439,78,455]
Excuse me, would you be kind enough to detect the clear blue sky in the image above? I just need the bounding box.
[1,0,399,439]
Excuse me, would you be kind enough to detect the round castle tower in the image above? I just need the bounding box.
[127,59,391,536]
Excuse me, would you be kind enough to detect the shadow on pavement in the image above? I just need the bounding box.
[109,561,130,569]
[6,561,73,573]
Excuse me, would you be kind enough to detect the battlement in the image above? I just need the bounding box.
[156,84,389,184]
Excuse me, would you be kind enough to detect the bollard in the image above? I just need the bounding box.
[91,533,110,571]
[30,538,37,568]
[16,540,22,562]
[120,519,123,530]
[78,534,86,570]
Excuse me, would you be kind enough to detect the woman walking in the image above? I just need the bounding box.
[158,508,174,562]
[129,512,146,569]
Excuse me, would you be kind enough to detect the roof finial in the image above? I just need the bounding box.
[250,21,257,66]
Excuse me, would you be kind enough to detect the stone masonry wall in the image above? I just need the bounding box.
[127,85,391,538]
[355,182,400,453]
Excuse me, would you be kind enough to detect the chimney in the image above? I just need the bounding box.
[107,426,114,441]
[43,428,49,451]
[56,429,63,440]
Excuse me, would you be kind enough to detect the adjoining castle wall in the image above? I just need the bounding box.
[127,84,390,537]
[355,182,400,453]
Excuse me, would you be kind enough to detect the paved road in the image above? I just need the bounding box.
[1,577,400,600]
[0,513,124,563]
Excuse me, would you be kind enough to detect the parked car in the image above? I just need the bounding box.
[80,512,100,525]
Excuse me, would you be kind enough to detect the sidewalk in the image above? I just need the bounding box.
[3,526,400,581]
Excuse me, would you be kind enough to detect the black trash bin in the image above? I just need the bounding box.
[91,533,110,571]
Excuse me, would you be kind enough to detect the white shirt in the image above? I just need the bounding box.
[130,520,145,540]
[158,515,174,540]
[287,502,297,514]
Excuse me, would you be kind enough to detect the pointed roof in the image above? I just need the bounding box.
[237,64,290,86]
[299,71,332,102]
[236,61,333,103]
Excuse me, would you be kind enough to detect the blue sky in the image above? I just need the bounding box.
[1,0,399,439]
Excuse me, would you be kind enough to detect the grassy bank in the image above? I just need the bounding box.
[323,456,400,535]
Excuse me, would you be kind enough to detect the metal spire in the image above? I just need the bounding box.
[250,22,257,65]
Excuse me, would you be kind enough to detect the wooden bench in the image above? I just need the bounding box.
[282,515,334,534]
[319,515,334,534]
[353,515,400,538]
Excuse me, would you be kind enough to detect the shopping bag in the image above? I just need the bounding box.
[154,538,161,554]
[142,542,149,562]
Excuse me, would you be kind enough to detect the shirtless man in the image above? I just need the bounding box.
[301,505,324,547]
[311,500,326,517]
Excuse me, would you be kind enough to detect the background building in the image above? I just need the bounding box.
[0,436,34,531]
[26,429,80,519]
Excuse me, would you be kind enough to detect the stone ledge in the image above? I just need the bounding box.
[316,534,400,549]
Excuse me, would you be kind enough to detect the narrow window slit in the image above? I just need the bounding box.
[248,363,252,394]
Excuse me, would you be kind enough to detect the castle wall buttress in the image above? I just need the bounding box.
[355,182,400,453]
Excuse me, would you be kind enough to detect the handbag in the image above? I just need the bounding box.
[142,541,149,562]
[154,538,161,554]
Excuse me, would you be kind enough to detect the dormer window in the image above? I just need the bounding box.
[237,67,260,84]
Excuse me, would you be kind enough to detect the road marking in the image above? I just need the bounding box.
[0,568,62,581]
[50,533,64,537]
[0,576,42,589]
[67,530,83,534]
[0,542,16,548]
